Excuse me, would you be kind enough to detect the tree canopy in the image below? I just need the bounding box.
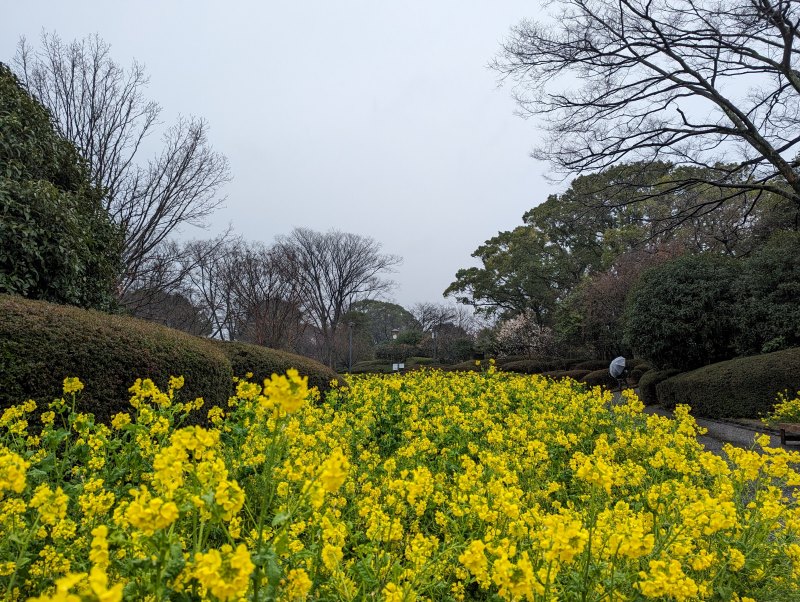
[446,162,764,323]
[0,62,121,310]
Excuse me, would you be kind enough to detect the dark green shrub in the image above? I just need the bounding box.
[0,295,232,424]
[572,360,609,371]
[623,254,742,371]
[638,369,680,406]
[540,370,591,381]
[502,358,576,374]
[655,348,800,419]
[213,340,337,396]
[406,357,435,367]
[494,355,529,366]
[375,343,421,361]
[735,232,800,355]
[628,365,653,386]
[580,369,617,389]
[0,65,121,310]
[442,360,481,372]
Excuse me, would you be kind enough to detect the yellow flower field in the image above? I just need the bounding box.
[1,366,800,601]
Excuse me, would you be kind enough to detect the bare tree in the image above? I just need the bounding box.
[15,32,230,296]
[411,302,456,334]
[277,228,401,367]
[228,243,307,350]
[495,0,800,210]
[176,236,241,340]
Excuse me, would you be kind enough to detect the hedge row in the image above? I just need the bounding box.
[638,369,681,406]
[0,295,337,424]
[656,348,800,419]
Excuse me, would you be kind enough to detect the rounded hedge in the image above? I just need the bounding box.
[540,369,591,381]
[571,360,610,371]
[628,365,652,386]
[637,369,681,406]
[212,340,337,395]
[0,294,232,424]
[502,358,575,374]
[580,369,618,389]
[656,348,800,419]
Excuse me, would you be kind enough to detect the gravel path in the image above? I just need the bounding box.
[642,405,789,454]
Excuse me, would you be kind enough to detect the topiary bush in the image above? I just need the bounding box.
[0,294,232,424]
[638,369,681,406]
[655,348,800,419]
[212,340,338,396]
[571,360,610,371]
[628,364,653,386]
[580,369,618,389]
[502,358,574,374]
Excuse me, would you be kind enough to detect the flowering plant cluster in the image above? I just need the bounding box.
[1,367,799,600]
[763,391,800,427]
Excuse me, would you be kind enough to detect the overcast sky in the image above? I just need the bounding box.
[2,1,562,309]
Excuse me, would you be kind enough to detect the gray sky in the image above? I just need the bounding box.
[2,1,561,309]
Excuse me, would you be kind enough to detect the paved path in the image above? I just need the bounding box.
[643,405,792,454]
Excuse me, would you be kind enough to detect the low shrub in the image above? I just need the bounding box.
[0,294,232,424]
[502,359,564,374]
[213,340,337,396]
[540,369,591,381]
[571,360,610,371]
[628,364,653,386]
[580,369,617,389]
[442,360,481,372]
[656,348,800,419]
[638,369,681,406]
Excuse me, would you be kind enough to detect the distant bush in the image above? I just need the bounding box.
[502,357,587,374]
[572,360,609,371]
[623,254,741,371]
[375,343,421,361]
[212,340,337,396]
[541,369,591,381]
[580,369,617,389]
[0,295,232,424]
[502,359,561,374]
[656,348,800,419]
[405,357,435,368]
[638,369,681,406]
[628,364,653,386]
[442,360,481,372]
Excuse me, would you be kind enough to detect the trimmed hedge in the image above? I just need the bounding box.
[212,340,337,396]
[502,358,572,374]
[628,364,653,386]
[540,370,591,381]
[571,360,610,371]
[443,360,481,372]
[580,369,617,389]
[0,295,232,424]
[638,369,680,406]
[656,348,800,419]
